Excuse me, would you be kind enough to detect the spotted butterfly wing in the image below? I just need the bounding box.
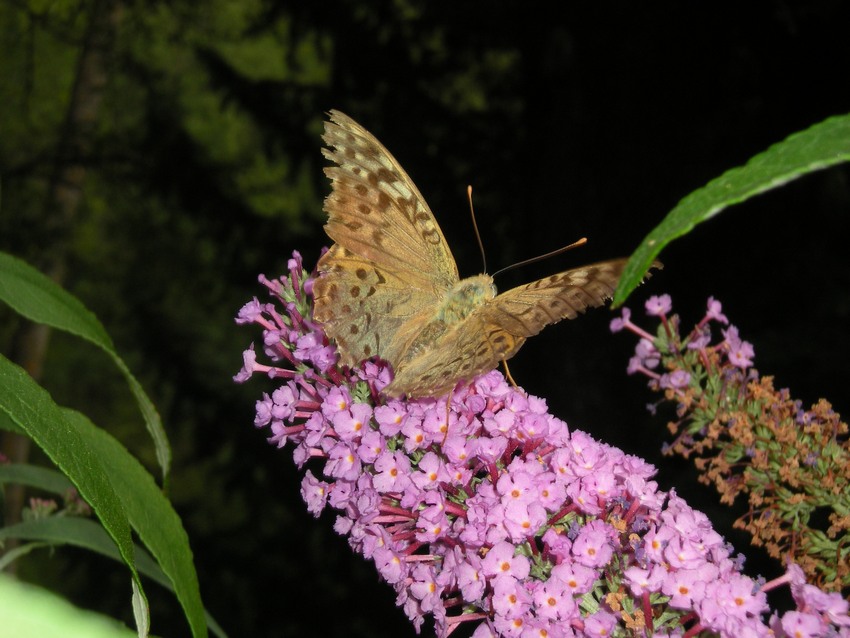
[313,110,460,367]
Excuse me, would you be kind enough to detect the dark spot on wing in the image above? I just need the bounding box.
[375,167,397,183]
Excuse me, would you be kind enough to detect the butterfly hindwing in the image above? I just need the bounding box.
[313,245,439,367]
[384,310,527,398]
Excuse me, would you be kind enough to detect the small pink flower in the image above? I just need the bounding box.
[492,575,532,619]
[645,294,672,316]
[662,566,709,609]
[609,307,632,333]
[300,470,329,516]
[571,519,615,568]
[482,541,531,580]
[780,611,823,638]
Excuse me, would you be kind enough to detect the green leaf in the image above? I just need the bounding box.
[0,518,168,588]
[0,573,138,638]
[0,361,209,637]
[2,517,225,638]
[60,408,209,638]
[0,464,74,494]
[0,354,144,619]
[614,112,850,304]
[0,541,52,571]
[0,251,171,480]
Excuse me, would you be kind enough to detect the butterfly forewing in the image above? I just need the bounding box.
[314,110,461,368]
[320,110,459,288]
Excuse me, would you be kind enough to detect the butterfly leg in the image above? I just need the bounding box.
[441,390,453,446]
[502,360,519,389]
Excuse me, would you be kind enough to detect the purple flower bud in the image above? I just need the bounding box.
[706,296,729,324]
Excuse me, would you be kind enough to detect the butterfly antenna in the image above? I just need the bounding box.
[467,185,487,273]
[491,237,589,279]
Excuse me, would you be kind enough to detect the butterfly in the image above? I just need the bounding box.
[312,110,660,399]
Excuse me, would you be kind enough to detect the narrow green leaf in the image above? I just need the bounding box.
[0,251,171,480]
[0,464,74,494]
[0,518,169,589]
[0,354,142,604]
[613,112,850,304]
[61,408,208,638]
[0,541,52,571]
[0,366,208,638]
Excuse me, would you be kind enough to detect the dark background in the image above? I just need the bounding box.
[1,1,848,636]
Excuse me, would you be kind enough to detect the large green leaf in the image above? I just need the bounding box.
[0,355,144,618]
[0,573,138,638]
[60,408,209,638]
[614,112,850,304]
[0,366,208,637]
[0,251,170,480]
[1,517,225,638]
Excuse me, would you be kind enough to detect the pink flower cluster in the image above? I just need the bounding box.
[611,294,757,391]
[235,254,849,638]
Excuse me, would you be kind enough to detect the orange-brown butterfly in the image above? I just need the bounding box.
[313,110,659,398]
